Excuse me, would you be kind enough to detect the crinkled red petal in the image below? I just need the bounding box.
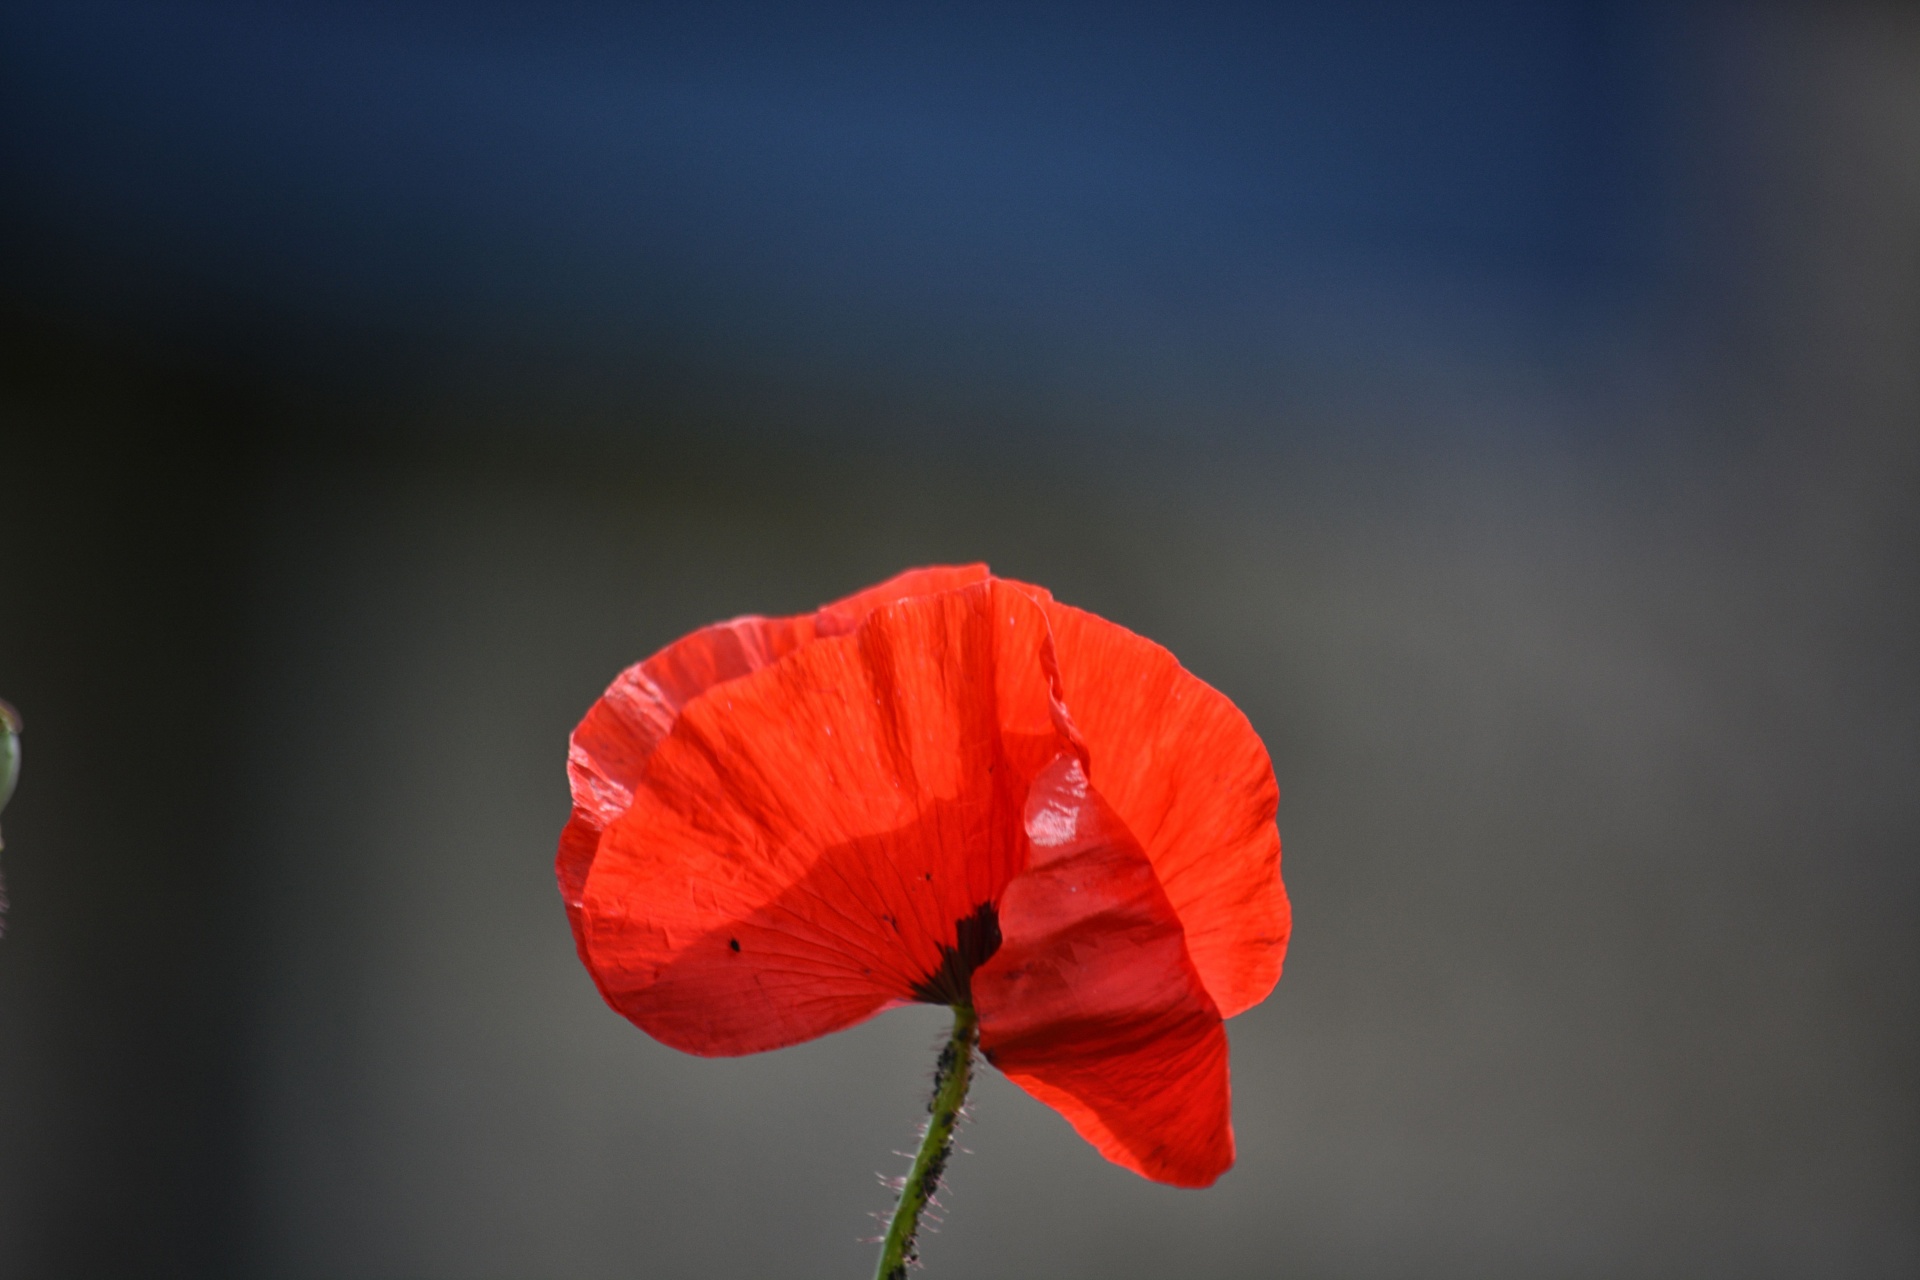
[577,579,1075,1055]
[558,565,991,933]
[975,756,1234,1187]
[811,564,991,635]
[1038,598,1288,1018]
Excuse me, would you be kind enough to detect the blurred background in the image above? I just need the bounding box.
[2,2,1916,1277]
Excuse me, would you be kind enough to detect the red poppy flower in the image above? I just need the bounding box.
[559,566,1288,1187]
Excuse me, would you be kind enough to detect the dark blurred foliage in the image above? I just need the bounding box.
[1,3,1916,1278]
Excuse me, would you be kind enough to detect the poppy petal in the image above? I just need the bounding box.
[559,615,810,928]
[811,563,992,635]
[578,580,1075,1056]
[1039,599,1289,1018]
[559,565,993,930]
[975,756,1234,1187]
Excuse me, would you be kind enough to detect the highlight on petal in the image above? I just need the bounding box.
[577,580,1074,1056]
[975,756,1234,1187]
[1038,597,1289,1018]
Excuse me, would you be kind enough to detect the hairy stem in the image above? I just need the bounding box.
[874,1004,977,1280]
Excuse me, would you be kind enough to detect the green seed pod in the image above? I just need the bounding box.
[0,698,20,844]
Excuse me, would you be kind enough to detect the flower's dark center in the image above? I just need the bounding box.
[911,902,1002,1006]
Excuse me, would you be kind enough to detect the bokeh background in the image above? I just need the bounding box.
[3,2,1916,1277]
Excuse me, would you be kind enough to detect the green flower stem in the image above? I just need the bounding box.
[874,1004,978,1280]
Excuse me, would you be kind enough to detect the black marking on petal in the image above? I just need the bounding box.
[728,937,741,953]
[911,903,1002,1005]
